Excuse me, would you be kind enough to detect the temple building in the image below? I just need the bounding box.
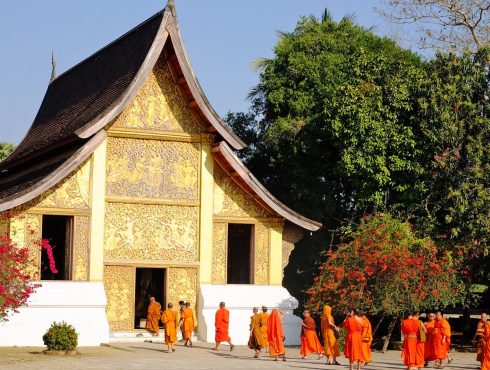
[0,1,320,346]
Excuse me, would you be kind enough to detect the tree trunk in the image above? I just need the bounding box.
[372,313,385,337]
[381,315,398,353]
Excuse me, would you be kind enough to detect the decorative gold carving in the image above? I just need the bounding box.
[213,165,271,218]
[108,128,215,143]
[282,224,304,271]
[26,159,91,209]
[105,196,199,207]
[254,223,269,285]
[211,223,227,284]
[104,265,135,331]
[104,203,198,261]
[112,61,204,134]
[106,137,199,201]
[72,216,89,281]
[167,267,198,309]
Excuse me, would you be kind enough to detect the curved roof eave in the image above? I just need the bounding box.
[212,141,322,232]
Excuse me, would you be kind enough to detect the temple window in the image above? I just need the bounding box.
[227,223,254,284]
[41,215,73,280]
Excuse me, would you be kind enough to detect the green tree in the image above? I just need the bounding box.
[0,143,14,161]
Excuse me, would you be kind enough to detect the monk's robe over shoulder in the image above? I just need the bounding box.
[258,312,270,348]
[343,317,363,362]
[267,310,285,357]
[162,309,177,344]
[182,307,195,340]
[481,322,490,370]
[361,316,373,364]
[401,318,424,368]
[321,305,340,358]
[300,316,323,357]
[215,307,231,343]
[424,320,436,361]
[248,314,262,350]
[146,301,161,334]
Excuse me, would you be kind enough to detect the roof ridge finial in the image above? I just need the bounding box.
[166,0,177,17]
[50,51,57,83]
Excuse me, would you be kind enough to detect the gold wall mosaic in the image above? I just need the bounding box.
[213,165,272,218]
[254,223,269,285]
[72,216,89,281]
[167,267,198,310]
[23,214,42,280]
[112,60,203,134]
[104,202,199,261]
[106,137,199,201]
[282,223,303,270]
[211,222,227,284]
[104,265,135,331]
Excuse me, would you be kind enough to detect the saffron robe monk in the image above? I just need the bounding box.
[248,307,263,358]
[321,305,340,365]
[481,319,490,370]
[433,311,451,368]
[360,312,373,365]
[258,306,270,349]
[145,297,161,334]
[475,313,488,366]
[179,302,196,347]
[343,310,364,370]
[268,309,286,361]
[401,313,425,370]
[300,310,324,359]
[213,301,234,351]
[424,312,436,366]
[162,303,177,353]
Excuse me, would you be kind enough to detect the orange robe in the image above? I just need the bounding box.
[424,320,436,361]
[267,310,285,356]
[344,316,363,362]
[300,316,324,356]
[321,305,340,357]
[401,318,424,368]
[482,322,490,370]
[215,307,231,343]
[361,316,373,363]
[248,314,262,350]
[145,301,161,334]
[162,309,177,344]
[477,320,487,363]
[182,307,195,340]
[258,312,270,348]
[433,318,451,361]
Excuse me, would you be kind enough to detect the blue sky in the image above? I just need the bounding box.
[0,0,403,144]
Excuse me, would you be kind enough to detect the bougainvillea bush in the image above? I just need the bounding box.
[307,213,467,315]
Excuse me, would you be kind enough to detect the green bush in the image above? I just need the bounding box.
[42,321,78,351]
[336,327,347,352]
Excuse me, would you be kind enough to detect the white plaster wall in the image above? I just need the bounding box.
[197,284,302,345]
[0,282,109,346]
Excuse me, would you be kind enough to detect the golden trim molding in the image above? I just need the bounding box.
[213,216,283,225]
[105,196,199,207]
[107,127,215,143]
[27,207,91,216]
[104,259,200,268]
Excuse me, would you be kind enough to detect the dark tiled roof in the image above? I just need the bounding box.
[0,10,164,171]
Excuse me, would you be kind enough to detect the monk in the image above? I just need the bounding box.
[161,302,177,353]
[424,312,436,367]
[433,311,452,369]
[258,306,270,350]
[300,310,324,359]
[321,305,340,365]
[213,301,234,351]
[145,297,161,334]
[482,319,490,370]
[179,302,195,347]
[178,300,185,341]
[401,312,425,370]
[248,307,263,358]
[268,309,286,361]
[343,309,364,370]
[360,311,373,366]
[475,313,488,367]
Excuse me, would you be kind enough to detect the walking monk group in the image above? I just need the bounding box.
[267,309,286,361]
[401,312,426,370]
[179,302,196,347]
[300,310,324,359]
[321,305,341,365]
[145,297,162,334]
[161,303,177,353]
[214,302,234,351]
[343,309,364,370]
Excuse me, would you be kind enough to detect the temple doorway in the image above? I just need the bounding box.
[227,223,254,284]
[41,215,73,280]
[134,268,165,329]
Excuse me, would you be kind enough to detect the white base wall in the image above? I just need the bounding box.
[197,284,302,346]
[0,282,109,346]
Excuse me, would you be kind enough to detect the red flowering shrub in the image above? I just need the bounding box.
[307,213,466,315]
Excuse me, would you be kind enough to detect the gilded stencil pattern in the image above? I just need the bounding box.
[26,159,91,209]
[211,223,227,284]
[282,224,303,271]
[167,267,198,310]
[112,61,203,133]
[254,223,269,285]
[72,216,89,281]
[104,203,198,261]
[213,165,271,218]
[104,265,135,331]
[106,138,199,200]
